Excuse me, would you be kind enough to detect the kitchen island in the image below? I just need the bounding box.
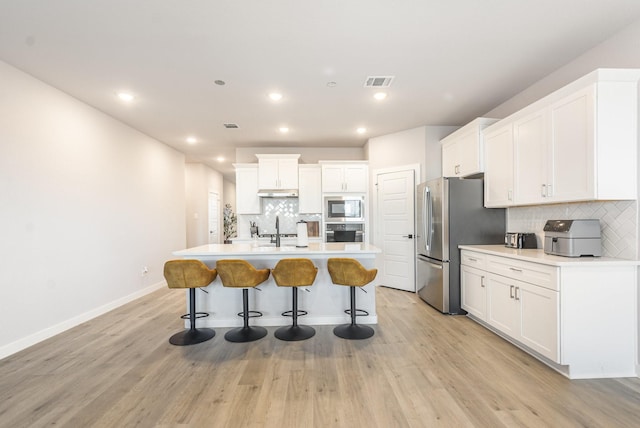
[172,242,381,328]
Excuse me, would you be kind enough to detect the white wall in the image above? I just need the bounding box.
[365,125,458,184]
[185,163,224,247]
[223,179,236,211]
[0,60,186,358]
[485,19,640,119]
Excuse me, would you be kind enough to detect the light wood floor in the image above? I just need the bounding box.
[1,286,639,427]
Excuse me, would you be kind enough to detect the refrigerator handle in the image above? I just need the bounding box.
[424,185,432,252]
[417,255,442,269]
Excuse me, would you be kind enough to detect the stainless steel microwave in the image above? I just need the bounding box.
[324,196,365,222]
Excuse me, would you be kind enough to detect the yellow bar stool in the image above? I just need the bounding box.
[216,260,270,343]
[271,258,318,341]
[163,260,217,346]
[327,258,378,340]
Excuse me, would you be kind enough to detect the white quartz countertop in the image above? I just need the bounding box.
[459,245,640,267]
[174,242,381,259]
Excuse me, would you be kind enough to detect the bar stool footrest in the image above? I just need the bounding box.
[344,308,369,317]
[180,311,209,320]
[281,309,308,318]
[236,310,263,319]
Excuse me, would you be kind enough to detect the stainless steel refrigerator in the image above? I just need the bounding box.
[416,178,505,314]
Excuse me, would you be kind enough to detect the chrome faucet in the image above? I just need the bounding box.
[275,215,281,247]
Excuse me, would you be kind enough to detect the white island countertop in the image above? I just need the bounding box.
[174,242,381,260]
[459,244,640,267]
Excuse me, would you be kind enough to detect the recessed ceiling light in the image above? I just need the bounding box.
[216,156,225,162]
[117,92,134,102]
[214,80,226,86]
[327,81,337,87]
[373,92,387,101]
[279,127,289,133]
[269,93,283,101]
[186,136,197,144]
[357,127,367,134]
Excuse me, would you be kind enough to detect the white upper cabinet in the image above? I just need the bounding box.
[256,154,300,189]
[320,162,368,193]
[234,164,260,214]
[441,118,498,178]
[484,124,514,208]
[298,165,322,214]
[547,86,596,202]
[513,109,548,205]
[483,69,640,207]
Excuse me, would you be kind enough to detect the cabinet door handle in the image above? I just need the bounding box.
[480,276,485,287]
[509,267,523,273]
[541,184,546,197]
[508,190,513,201]
[468,257,477,262]
[547,184,552,197]
[510,285,514,299]
[515,286,520,301]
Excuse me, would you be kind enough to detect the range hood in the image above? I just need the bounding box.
[256,189,299,198]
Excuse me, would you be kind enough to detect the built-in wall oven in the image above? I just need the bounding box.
[324,196,365,242]
[325,223,365,242]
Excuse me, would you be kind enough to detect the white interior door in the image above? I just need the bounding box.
[376,169,416,292]
[208,191,219,244]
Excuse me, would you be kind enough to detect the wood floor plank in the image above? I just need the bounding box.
[1,285,639,427]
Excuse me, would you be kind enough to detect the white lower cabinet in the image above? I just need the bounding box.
[460,255,488,320]
[486,273,558,361]
[460,266,487,320]
[460,247,637,379]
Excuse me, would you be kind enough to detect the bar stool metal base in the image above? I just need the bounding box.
[274,287,315,341]
[333,323,374,340]
[169,328,215,346]
[333,286,374,340]
[169,288,215,346]
[224,326,267,343]
[224,288,267,343]
[275,324,316,341]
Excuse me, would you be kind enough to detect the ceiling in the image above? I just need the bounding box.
[2,1,640,181]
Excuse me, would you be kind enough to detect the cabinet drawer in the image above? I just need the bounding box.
[460,250,487,270]
[486,255,558,291]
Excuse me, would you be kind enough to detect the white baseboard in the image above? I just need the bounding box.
[0,281,166,361]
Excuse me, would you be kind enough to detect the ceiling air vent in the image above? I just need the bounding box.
[223,123,239,129]
[364,76,395,87]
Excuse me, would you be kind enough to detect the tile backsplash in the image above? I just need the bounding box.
[236,198,321,238]
[507,200,638,259]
